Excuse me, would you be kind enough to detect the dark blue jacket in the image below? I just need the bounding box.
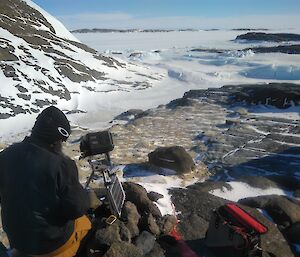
[0,137,89,254]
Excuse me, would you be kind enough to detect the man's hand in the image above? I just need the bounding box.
[87,189,102,209]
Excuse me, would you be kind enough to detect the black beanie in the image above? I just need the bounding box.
[31,106,71,143]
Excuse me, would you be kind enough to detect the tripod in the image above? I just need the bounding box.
[85,153,125,219]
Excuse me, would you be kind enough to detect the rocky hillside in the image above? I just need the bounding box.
[0,0,161,119]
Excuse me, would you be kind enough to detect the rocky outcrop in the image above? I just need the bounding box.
[236,32,300,42]
[245,45,300,54]
[227,83,300,108]
[85,183,177,257]
[171,184,296,257]
[239,195,300,230]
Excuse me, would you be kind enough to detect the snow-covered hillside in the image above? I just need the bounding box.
[0,0,162,140]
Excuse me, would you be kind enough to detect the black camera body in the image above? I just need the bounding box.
[80,131,114,158]
[80,131,125,218]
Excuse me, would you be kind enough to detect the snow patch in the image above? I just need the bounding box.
[137,175,198,216]
[209,181,290,202]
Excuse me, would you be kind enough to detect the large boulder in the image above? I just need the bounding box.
[170,187,228,239]
[123,182,162,219]
[148,146,195,174]
[239,195,300,229]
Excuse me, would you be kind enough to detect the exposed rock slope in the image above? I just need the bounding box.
[0,0,161,119]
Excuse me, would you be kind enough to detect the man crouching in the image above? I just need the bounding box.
[0,106,92,257]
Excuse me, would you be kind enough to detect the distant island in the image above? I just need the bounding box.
[231,28,269,31]
[71,28,199,33]
[71,28,270,33]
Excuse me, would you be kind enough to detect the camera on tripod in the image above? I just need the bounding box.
[79,131,125,219]
[80,131,114,158]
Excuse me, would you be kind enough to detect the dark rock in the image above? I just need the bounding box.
[17,93,31,101]
[266,176,300,191]
[119,222,132,243]
[0,47,18,61]
[177,212,209,240]
[145,242,165,257]
[190,48,227,54]
[182,83,300,109]
[239,176,300,195]
[245,44,300,54]
[123,182,162,218]
[129,52,143,58]
[66,109,87,114]
[122,201,141,237]
[140,213,161,236]
[160,215,177,235]
[232,28,269,31]
[172,187,228,223]
[148,146,195,174]
[284,221,300,244]
[225,118,240,126]
[294,189,300,198]
[236,32,300,42]
[95,223,121,246]
[134,231,156,255]
[187,181,233,193]
[228,83,300,108]
[15,85,28,93]
[166,97,195,109]
[114,109,145,121]
[238,176,280,189]
[103,242,143,257]
[239,195,300,229]
[147,191,164,202]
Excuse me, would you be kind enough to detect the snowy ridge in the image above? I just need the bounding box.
[22,0,79,42]
[0,0,163,140]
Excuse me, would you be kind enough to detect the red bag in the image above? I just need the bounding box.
[224,203,268,234]
[205,203,268,257]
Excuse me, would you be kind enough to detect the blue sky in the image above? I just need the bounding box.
[32,0,300,30]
